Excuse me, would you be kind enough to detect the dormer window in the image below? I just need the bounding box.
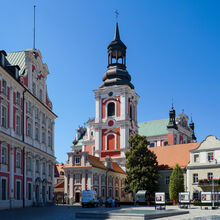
[2,80,7,95]
[194,154,199,163]
[107,102,115,117]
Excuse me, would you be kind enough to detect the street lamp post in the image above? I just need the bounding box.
[212,159,217,209]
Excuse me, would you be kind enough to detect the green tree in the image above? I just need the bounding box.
[169,164,184,202]
[125,134,159,195]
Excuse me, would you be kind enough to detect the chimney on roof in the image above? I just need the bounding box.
[104,156,112,169]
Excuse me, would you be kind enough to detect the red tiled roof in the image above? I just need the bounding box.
[112,162,126,174]
[88,155,125,174]
[150,142,200,169]
[88,155,107,170]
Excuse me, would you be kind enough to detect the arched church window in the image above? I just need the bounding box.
[107,102,115,117]
[130,105,133,120]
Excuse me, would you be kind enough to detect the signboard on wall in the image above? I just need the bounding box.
[179,192,190,203]
[201,192,212,203]
[155,192,165,204]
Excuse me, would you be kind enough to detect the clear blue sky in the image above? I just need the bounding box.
[1,0,220,163]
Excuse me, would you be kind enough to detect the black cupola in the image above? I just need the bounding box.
[100,23,134,89]
[107,22,127,67]
[167,104,178,130]
[189,117,197,141]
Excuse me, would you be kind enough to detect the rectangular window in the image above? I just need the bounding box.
[1,105,7,128]
[39,89,43,102]
[27,101,32,114]
[15,115,21,135]
[115,189,119,197]
[48,164,52,176]
[28,183,31,200]
[102,188,105,197]
[101,176,105,185]
[208,152,214,161]
[35,127,39,141]
[1,145,7,165]
[27,122,32,137]
[94,175,99,185]
[42,131,46,143]
[16,151,21,168]
[1,179,7,200]
[48,186,51,200]
[115,177,119,186]
[208,172,213,179]
[16,92,20,105]
[75,174,81,184]
[48,132,51,147]
[2,80,7,95]
[27,157,31,171]
[36,160,40,172]
[193,173,198,184]
[75,156,80,165]
[42,113,46,124]
[48,119,51,129]
[163,141,168,146]
[32,83,36,96]
[165,176,170,185]
[43,162,46,174]
[194,154,199,163]
[35,108,39,119]
[16,181,21,200]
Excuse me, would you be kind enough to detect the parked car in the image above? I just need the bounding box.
[81,190,99,208]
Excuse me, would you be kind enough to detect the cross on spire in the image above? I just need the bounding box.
[115,10,119,22]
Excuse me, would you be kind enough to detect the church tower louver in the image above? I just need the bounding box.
[93,23,139,168]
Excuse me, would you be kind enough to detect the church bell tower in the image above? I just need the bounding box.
[93,23,139,167]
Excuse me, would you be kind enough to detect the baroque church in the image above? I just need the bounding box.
[70,22,196,168]
[62,22,197,203]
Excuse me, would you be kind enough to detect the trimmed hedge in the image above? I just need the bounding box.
[193,201,220,206]
[120,200,173,206]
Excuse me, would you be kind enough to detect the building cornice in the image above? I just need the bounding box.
[0,130,55,160]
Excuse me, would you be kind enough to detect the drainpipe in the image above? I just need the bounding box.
[22,89,27,208]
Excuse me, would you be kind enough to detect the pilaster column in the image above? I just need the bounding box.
[121,93,126,120]
[95,95,101,123]
[64,173,68,195]
[88,172,92,190]
[69,174,73,203]
[95,128,100,157]
[82,172,86,191]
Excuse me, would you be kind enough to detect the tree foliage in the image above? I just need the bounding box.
[125,134,159,194]
[169,164,184,201]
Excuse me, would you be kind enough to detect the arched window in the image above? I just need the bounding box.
[107,134,115,150]
[107,102,115,117]
[130,105,133,120]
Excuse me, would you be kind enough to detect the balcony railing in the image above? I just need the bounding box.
[198,179,220,186]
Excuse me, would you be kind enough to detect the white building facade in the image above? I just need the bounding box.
[187,135,220,200]
[0,49,56,209]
